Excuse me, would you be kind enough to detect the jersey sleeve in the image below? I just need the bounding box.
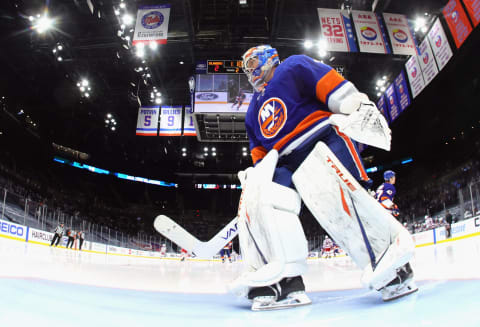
[288,55,359,113]
[246,117,267,165]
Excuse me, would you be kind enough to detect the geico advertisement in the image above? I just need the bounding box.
[0,219,27,240]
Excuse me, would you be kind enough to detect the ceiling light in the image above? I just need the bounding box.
[85,93,90,98]
[120,24,126,30]
[156,92,161,96]
[304,40,313,49]
[242,152,247,157]
[35,16,54,33]
[125,35,130,41]
[57,45,63,50]
[105,120,109,123]
[382,75,387,80]
[318,49,327,58]
[136,48,145,58]
[114,9,120,16]
[28,16,34,21]
[318,39,328,50]
[87,87,91,91]
[107,113,112,118]
[52,48,57,53]
[377,92,381,97]
[211,147,216,151]
[421,26,428,33]
[146,73,151,78]
[57,57,63,61]
[76,83,80,87]
[380,86,385,92]
[204,153,208,157]
[376,79,384,86]
[80,86,85,92]
[122,14,133,25]
[82,79,89,86]
[149,42,158,50]
[204,147,208,151]
[150,92,154,99]
[182,153,187,157]
[212,152,216,157]
[179,61,184,65]
[242,147,247,151]
[182,148,186,152]
[111,126,116,131]
[155,98,162,104]
[119,2,126,8]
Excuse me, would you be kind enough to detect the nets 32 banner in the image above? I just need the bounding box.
[382,13,417,55]
[183,106,196,136]
[427,19,453,71]
[351,11,391,54]
[317,8,358,52]
[132,4,171,45]
[136,106,159,136]
[159,106,182,136]
[443,0,473,48]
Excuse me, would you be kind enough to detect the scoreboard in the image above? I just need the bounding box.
[207,60,243,74]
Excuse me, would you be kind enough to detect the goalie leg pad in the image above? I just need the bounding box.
[231,151,308,295]
[292,142,414,289]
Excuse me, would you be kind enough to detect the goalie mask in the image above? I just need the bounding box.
[242,45,280,92]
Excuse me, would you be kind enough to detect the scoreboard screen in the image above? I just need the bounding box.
[207,60,243,74]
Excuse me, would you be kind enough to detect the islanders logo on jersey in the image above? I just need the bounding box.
[258,97,287,138]
[141,11,164,29]
[392,29,408,43]
[360,26,377,41]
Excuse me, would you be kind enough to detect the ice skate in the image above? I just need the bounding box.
[380,263,418,301]
[248,276,311,311]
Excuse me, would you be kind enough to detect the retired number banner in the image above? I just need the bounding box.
[183,106,196,136]
[159,106,182,136]
[427,19,453,71]
[317,8,358,52]
[385,84,401,122]
[382,13,417,56]
[418,38,439,86]
[351,11,391,54]
[133,4,171,45]
[443,0,473,48]
[136,106,159,136]
[405,55,426,99]
[463,0,480,27]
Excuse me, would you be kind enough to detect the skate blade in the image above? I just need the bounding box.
[251,293,312,311]
[382,286,418,302]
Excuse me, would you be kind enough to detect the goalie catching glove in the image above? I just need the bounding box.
[329,93,391,151]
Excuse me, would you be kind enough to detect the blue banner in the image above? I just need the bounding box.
[377,93,391,123]
[393,70,411,113]
[385,83,401,122]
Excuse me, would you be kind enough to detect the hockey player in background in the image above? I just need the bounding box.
[231,45,417,310]
[231,88,247,111]
[321,235,333,259]
[160,243,167,257]
[220,241,233,263]
[375,170,400,217]
[50,223,64,247]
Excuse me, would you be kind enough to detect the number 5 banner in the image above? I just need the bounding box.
[159,106,182,136]
[136,106,159,136]
[317,8,358,52]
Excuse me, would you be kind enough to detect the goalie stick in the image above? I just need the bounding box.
[153,215,238,259]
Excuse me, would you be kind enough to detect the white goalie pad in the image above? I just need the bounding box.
[292,142,414,290]
[329,95,391,151]
[231,150,308,296]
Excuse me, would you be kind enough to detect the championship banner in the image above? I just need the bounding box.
[136,106,159,136]
[132,4,171,46]
[351,11,391,54]
[463,0,480,27]
[443,0,473,48]
[405,55,426,98]
[418,38,439,86]
[183,106,197,136]
[317,8,358,52]
[382,13,417,55]
[427,19,454,71]
[159,106,182,136]
[393,71,411,113]
[385,83,401,122]
[377,94,391,123]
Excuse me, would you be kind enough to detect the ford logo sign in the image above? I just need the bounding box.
[196,93,218,100]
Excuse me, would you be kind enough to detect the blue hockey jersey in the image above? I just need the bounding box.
[245,55,353,165]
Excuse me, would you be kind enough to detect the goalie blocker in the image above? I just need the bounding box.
[292,142,417,298]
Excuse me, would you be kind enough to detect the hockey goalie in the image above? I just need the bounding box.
[230,45,417,311]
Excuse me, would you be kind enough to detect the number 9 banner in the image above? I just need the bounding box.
[159,106,182,136]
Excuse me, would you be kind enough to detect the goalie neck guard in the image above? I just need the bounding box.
[242,45,280,92]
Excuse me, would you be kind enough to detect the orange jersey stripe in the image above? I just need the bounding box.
[315,69,345,104]
[273,111,332,152]
[251,145,268,165]
[332,126,369,181]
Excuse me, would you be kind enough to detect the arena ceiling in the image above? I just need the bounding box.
[2,0,478,184]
